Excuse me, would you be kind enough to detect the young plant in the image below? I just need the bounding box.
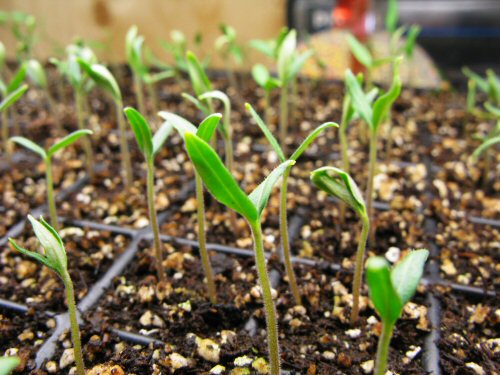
[310,166,368,324]
[345,57,402,243]
[51,43,97,178]
[184,51,214,116]
[0,356,20,375]
[184,131,294,374]
[251,64,280,125]
[0,62,27,135]
[7,11,37,61]
[78,60,133,187]
[10,129,93,229]
[9,216,86,375]
[158,111,222,304]
[463,68,500,114]
[275,29,314,150]
[365,249,429,375]
[248,103,337,305]
[215,24,244,89]
[26,58,61,132]
[1,84,28,158]
[124,107,173,284]
[385,0,421,63]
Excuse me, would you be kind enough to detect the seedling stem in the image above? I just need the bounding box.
[351,214,369,323]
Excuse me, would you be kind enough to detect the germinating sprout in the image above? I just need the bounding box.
[184,131,293,374]
[385,0,421,62]
[158,110,223,304]
[365,249,429,375]
[184,51,214,116]
[0,356,20,375]
[3,11,37,61]
[78,60,133,187]
[251,63,280,126]
[0,61,27,136]
[215,24,244,89]
[248,102,337,305]
[10,129,93,229]
[1,83,28,158]
[310,166,368,324]
[51,43,97,178]
[463,67,500,113]
[124,107,173,284]
[345,56,402,243]
[9,216,86,375]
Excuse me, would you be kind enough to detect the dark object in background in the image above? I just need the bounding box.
[287,0,500,85]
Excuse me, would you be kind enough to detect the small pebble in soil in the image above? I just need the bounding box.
[45,361,58,373]
[465,362,486,375]
[361,359,374,374]
[322,350,335,361]
[403,345,421,364]
[251,357,269,374]
[188,333,221,363]
[87,364,125,375]
[345,328,361,339]
[385,247,400,263]
[167,352,189,370]
[234,355,253,367]
[209,364,226,374]
[59,348,75,369]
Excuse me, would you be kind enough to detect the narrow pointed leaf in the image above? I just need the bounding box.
[184,132,258,222]
[391,249,429,305]
[365,256,403,325]
[287,49,314,81]
[346,34,373,68]
[8,239,54,270]
[290,122,338,161]
[0,84,28,112]
[246,102,286,162]
[404,25,421,58]
[78,60,122,102]
[0,356,21,375]
[385,0,399,34]
[248,40,275,58]
[472,136,500,160]
[144,69,175,84]
[158,111,197,138]
[124,107,153,156]
[27,215,67,273]
[199,90,230,136]
[249,160,295,217]
[26,59,47,89]
[182,92,209,115]
[462,67,488,93]
[48,129,93,157]
[485,102,500,118]
[186,51,212,96]
[252,64,270,88]
[10,136,46,159]
[196,113,222,143]
[311,166,366,215]
[372,57,402,130]
[152,122,173,155]
[345,69,373,129]
[277,30,296,82]
[7,64,27,93]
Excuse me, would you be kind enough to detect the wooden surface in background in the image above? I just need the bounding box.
[0,0,286,66]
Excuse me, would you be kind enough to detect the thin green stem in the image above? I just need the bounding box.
[223,130,238,235]
[225,59,238,91]
[385,112,393,162]
[350,215,369,324]
[375,321,394,375]
[280,168,301,305]
[366,131,378,245]
[147,158,166,284]
[75,90,94,180]
[115,100,133,188]
[195,172,217,304]
[61,271,85,375]
[45,158,58,230]
[290,77,298,118]
[279,84,288,154]
[133,73,146,115]
[249,220,280,375]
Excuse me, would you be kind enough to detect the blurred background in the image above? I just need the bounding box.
[1,0,499,87]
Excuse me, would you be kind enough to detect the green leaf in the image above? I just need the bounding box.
[277,29,296,82]
[487,69,500,105]
[252,64,270,88]
[152,121,173,155]
[345,69,373,129]
[346,34,373,68]
[472,135,500,160]
[125,25,143,72]
[184,132,258,222]
[158,111,197,138]
[143,69,175,84]
[404,25,421,58]
[182,92,209,115]
[0,356,21,375]
[290,122,338,161]
[372,57,402,130]
[196,113,222,143]
[391,249,429,305]
[7,64,26,93]
[8,238,54,270]
[0,41,5,70]
[249,39,275,58]
[385,0,399,34]
[310,166,366,216]
[198,90,230,137]
[0,84,28,112]
[27,215,67,274]
[287,49,314,81]
[249,160,295,217]
[26,59,47,89]
[10,136,46,159]
[124,107,153,156]
[47,129,93,158]
[246,102,286,162]
[463,68,489,93]
[78,60,122,102]
[365,256,403,325]
[485,102,500,118]
[186,51,212,97]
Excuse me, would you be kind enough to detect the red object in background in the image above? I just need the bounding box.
[333,0,372,73]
